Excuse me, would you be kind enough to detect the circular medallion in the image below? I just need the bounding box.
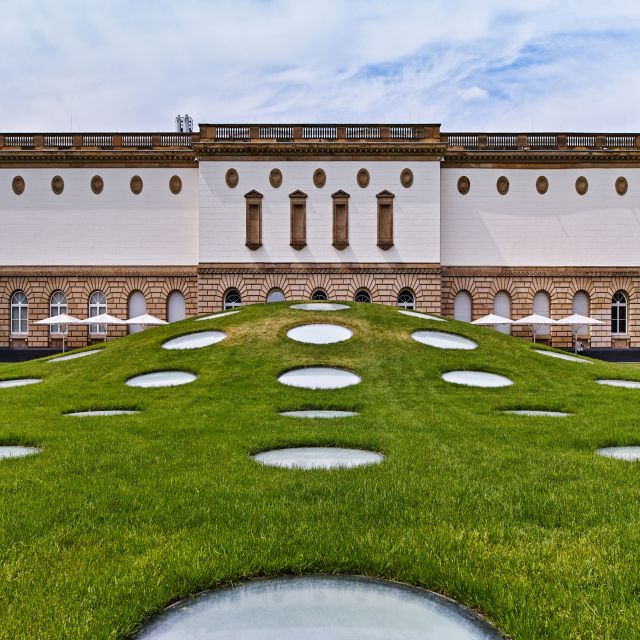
[12,176,25,195]
[457,175,470,195]
[356,168,370,188]
[536,176,548,194]
[225,168,239,188]
[51,175,64,195]
[130,175,143,195]
[91,175,104,195]
[575,176,588,195]
[616,176,628,196]
[496,175,509,195]
[313,168,326,188]
[169,175,182,194]
[400,168,413,188]
[269,168,282,188]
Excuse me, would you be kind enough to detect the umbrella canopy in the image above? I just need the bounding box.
[471,314,514,326]
[34,314,82,326]
[555,314,604,326]
[78,314,125,325]
[123,313,167,326]
[513,314,558,326]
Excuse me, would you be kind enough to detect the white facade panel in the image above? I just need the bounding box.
[198,161,441,264]
[441,168,640,266]
[0,168,199,266]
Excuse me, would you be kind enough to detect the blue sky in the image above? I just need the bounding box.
[1,0,639,132]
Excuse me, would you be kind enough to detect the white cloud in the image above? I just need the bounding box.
[460,86,489,101]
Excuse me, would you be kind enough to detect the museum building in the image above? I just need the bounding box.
[0,123,639,349]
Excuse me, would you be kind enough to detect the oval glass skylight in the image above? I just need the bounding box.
[442,371,513,388]
[596,379,640,389]
[280,410,359,419]
[411,330,477,350]
[0,446,40,460]
[65,410,139,417]
[253,447,383,470]
[0,378,42,389]
[49,349,101,363]
[398,309,446,322]
[287,324,352,345]
[126,371,196,388]
[195,310,240,322]
[534,349,592,364]
[503,410,571,417]
[135,575,503,639]
[278,367,361,390]
[597,446,640,461]
[290,303,350,311]
[162,331,226,350]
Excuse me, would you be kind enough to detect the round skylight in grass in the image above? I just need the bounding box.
[596,379,640,389]
[126,371,196,388]
[280,410,359,418]
[503,410,571,417]
[290,303,350,311]
[162,331,226,350]
[442,371,513,388]
[195,310,240,322]
[534,349,592,364]
[49,349,101,363]
[65,410,139,417]
[278,367,360,390]
[398,309,446,322]
[253,447,383,470]
[287,324,353,345]
[0,378,42,389]
[0,446,40,460]
[411,330,477,350]
[597,446,640,461]
[135,575,503,639]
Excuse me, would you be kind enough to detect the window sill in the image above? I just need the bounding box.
[10,334,28,339]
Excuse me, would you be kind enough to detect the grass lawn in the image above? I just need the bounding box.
[2,302,640,639]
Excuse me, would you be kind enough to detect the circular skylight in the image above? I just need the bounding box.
[135,575,503,639]
[162,331,226,350]
[398,309,446,322]
[65,410,139,417]
[597,446,640,461]
[290,303,350,311]
[253,447,383,470]
[0,378,42,389]
[0,446,40,460]
[49,349,101,363]
[278,367,361,390]
[503,410,571,417]
[411,331,477,350]
[196,310,240,322]
[534,350,592,364]
[280,410,359,419]
[287,324,353,345]
[442,371,513,388]
[596,379,640,389]
[126,371,197,388]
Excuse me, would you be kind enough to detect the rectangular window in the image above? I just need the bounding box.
[332,191,350,250]
[245,191,263,250]
[289,191,307,250]
[376,190,395,250]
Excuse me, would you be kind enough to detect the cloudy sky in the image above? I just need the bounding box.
[1,0,640,132]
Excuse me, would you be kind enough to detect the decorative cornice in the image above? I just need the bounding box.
[0,266,198,277]
[443,266,640,277]
[443,150,640,167]
[0,150,197,168]
[197,262,441,275]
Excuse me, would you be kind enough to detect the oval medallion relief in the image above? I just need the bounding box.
[91,175,104,195]
[313,168,326,188]
[616,176,628,196]
[536,176,548,194]
[12,176,25,195]
[400,168,413,188]
[576,176,588,195]
[225,168,239,188]
[130,175,143,195]
[457,175,470,195]
[269,168,283,188]
[357,168,370,188]
[169,175,182,194]
[51,175,64,195]
[496,175,509,195]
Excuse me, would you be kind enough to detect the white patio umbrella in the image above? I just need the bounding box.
[513,314,558,343]
[556,314,605,353]
[123,313,168,332]
[471,314,515,326]
[34,314,82,352]
[78,313,126,341]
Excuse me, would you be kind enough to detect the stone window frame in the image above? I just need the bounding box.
[289,190,308,250]
[354,289,372,303]
[88,290,107,335]
[266,288,286,303]
[49,290,68,335]
[10,290,28,336]
[223,289,242,310]
[244,190,263,250]
[332,190,350,250]
[311,289,328,301]
[397,289,415,310]
[376,189,395,250]
[611,291,628,335]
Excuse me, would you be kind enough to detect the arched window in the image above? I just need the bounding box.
[10,291,28,335]
[128,290,146,334]
[88,291,107,335]
[167,290,186,323]
[492,291,512,334]
[49,291,68,334]
[572,291,590,337]
[266,288,285,303]
[224,289,242,310]
[397,289,415,310]
[311,289,328,301]
[612,291,628,335]
[354,289,372,303]
[532,290,551,337]
[453,290,472,322]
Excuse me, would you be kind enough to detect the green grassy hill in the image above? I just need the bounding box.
[1,302,640,639]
